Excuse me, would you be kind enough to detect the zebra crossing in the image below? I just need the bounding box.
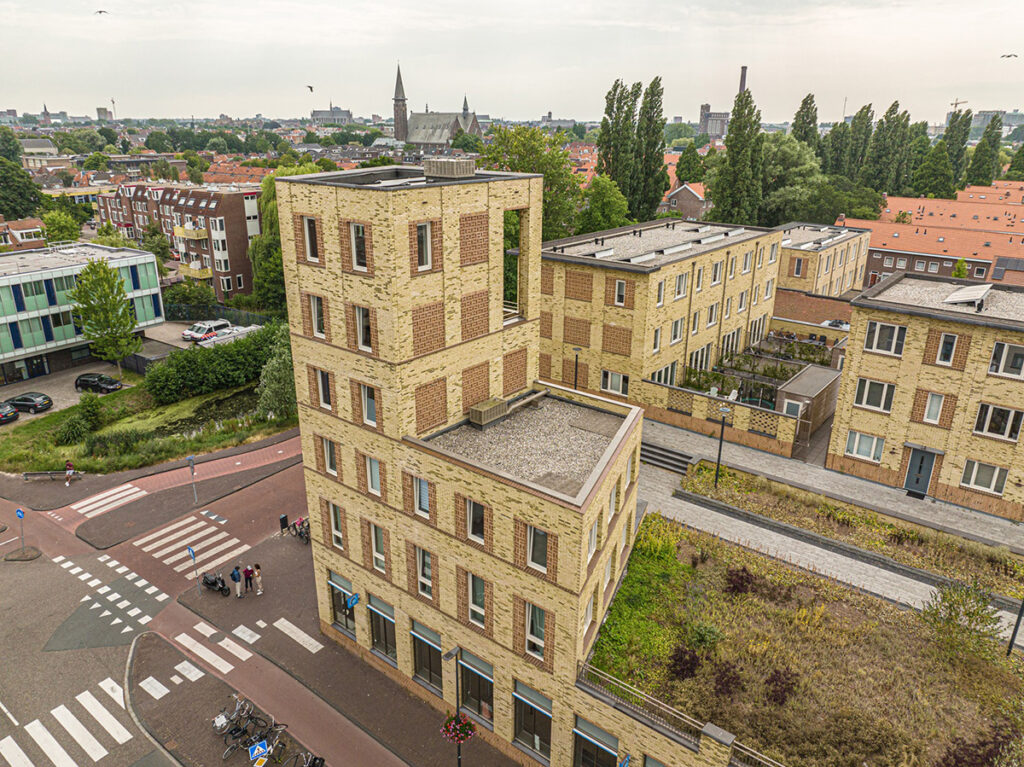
[52,555,165,634]
[131,515,250,580]
[0,678,134,766]
[69,484,148,519]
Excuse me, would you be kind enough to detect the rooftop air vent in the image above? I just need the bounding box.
[422,157,475,179]
[468,397,508,429]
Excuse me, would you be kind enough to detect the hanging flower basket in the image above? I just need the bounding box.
[440,711,476,745]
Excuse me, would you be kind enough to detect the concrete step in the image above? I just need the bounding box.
[640,442,692,475]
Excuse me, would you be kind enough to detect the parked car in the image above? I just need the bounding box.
[0,403,18,425]
[75,373,122,393]
[4,392,53,414]
[182,319,232,342]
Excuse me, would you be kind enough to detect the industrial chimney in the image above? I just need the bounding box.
[738,65,748,94]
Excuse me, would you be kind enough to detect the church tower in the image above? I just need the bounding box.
[393,64,408,142]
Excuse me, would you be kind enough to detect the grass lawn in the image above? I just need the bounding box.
[591,515,1024,767]
[682,463,1024,600]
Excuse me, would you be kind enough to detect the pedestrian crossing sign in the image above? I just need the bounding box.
[249,740,268,760]
[253,759,268,767]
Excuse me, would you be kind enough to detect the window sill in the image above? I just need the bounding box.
[971,431,1019,444]
[959,483,1006,498]
[852,404,892,415]
[331,622,355,641]
[511,739,550,766]
[370,648,398,668]
[461,708,493,731]
[843,452,881,465]
[412,675,443,698]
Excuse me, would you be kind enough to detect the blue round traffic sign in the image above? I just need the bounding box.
[15,508,24,519]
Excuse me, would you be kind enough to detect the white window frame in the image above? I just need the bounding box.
[525,603,545,659]
[527,525,548,572]
[769,242,778,264]
[466,499,486,544]
[652,328,661,353]
[961,460,1008,495]
[416,547,433,597]
[793,257,803,277]
[711,261,722,285]
[728,256,736,278]
[355,306,372,352]
[371,523,386,572]
[416,222,432,271]
[883,256,894,267]
[737,291,747,313]
[674,273,687,299]
[587,520,598,560]
[656,280,664,306]
[329,502,344,549]
[600,370,629,396]
[845,430,884,463]
[764,278,773,299]
[603,557,613,591]
[350,222,367,271]
[468,574,486,626]
[614,279,626,306]
[695,267,704,292]
[366,455,381,496]
[854,378,895,413]
[989,342,1024,379]
[584,595,594,627]
[303,216,319,263]
[863,321,907,357]
[936,334,957,365]
[923,393,944,425]
[322,437,337,476]
[691,310,699,334]
[707,302,718,327]
[742,251,752,274]
[310,295,325,338]
[235,274,244,290]
[974,403,1024,442]
[914,260,925,272]
[413,477,430,518]
[317,369,331,410]
[670,318,683,344]
[607,482,618,523]
[360,383,377,426]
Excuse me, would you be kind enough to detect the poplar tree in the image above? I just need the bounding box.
[944,109,973,184]
[847,104,874,179]
[823,121,851,177]
[791,94,819,151]
[1005,143,1024,181]
[675,143,704,185]
[966,114,1003,186]
[631,76,670,220]
[860,101,909,192]
[596,80,642,207]
[912,139,955,198]
[707,88,763,225]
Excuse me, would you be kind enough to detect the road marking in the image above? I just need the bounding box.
[25,719,76,767]
[145,585,158,595]
[0,537,18,546]
[110,618,122,626]
[193,622,215,637]
[71,484,132,509]
[131,516,197,547]
[138,616,152,625]
[174,633,234,674]
[97,586,110,595]
[97,555,108,562]
[256,620,267,628]
[135,578,149,587]
[80,595,91,602]
[233,625,261,644]
[75,691,131,744]
[175,538,243,571]
[105,592,121,602]
[151,524,220,558]
[0,735,32,767]
[115,566,128,574]
[141,520,209,553]
[90,602,101,610]
[74,485,148,518]
[77,572,91,581]
[155,593,168,602]
[116,600,130,609]
[138,677,169,700]
[273,618,324,654]
[100,610,111,618]
[0,699,18,726]
[61,561,73,569]
[125,572,137,581]
[127,607,141,617]
[87,578,101,587]
[170,675,183,685]
[69,566,82,575]
[183,544,251,579]
[98,678,124,709]
[121,626,134,634]
[217,637,252,661]
[162,531,228,564]
[104,560,119,568]
[53,555,66,563]
[174,661,203,682]
[200,509,229,524]
[51,704,108,761]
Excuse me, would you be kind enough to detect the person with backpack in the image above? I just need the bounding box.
[230,565,243,598]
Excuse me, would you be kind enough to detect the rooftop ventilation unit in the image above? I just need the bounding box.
[697,224,712,233]
[594,248,615,258]
[943,283,992,307]
[698,233,725,245]
[725,228,746,237]
[630,253,656,264]
[663,242,692,256]
[468,397,508,429]
[423,157,475,179]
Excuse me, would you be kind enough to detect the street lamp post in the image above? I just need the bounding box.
[442,646,462,766]
[714,405,731,489]
[573,347,582,390]
[1009,597,1024,657]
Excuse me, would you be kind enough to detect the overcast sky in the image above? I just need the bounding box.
[2,0,1021,124]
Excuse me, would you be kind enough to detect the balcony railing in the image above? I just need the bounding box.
[173,225,208,240]
[729,743,788,767]
[179,262,212,280]
[502,300,521,325]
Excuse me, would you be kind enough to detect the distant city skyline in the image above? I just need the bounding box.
[3,0,1022,125]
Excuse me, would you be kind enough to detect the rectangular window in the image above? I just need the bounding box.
[738,290,747,312]
[844,430,884,462]
[690,310,699,334]
[322,437,337,476]
[236,274,244,289]
[924,393,944,424]
[412,624,443,691]
[329,502,344,548]
[854,378,895,413]
[974,404,1024,441]
[310,295,325,338]
[724,296,732,318]
[652,328,661,352]
[961,460,1008,495]
[656,281,664,306]
[793,257,803,277]
[742,251,752,273]
[757,248,763,268]
[513,682,552,759]
[769,242,778,263]
[303,217,319,262]
[460,654,493,722]
[863,321,907,356]
[468,574,486,627]
[467,499,485,544]
[603,557,613,591]
[351,223,367,270]
[670,318,683,343]
[416,547,433,598]
[416,222,432,270]
[355,306,372,352]
[369,596,397,660]
[366,456,381,495]
[588,520,598,559]
[674,273,687,298]
[328,572,356,634]
[764,278,774,299]
[936,334,957,365]
[896,258,907,269]
[584,595,594,627]
[989,343,1024,379]
[914,260,925,271]
[823,254,831,274]
[650,361,677,385]
[361,384,377,426]
[928,262,939,273]
[527,525,548,572]
[317,369,331,410]
[728,256,736,278]
[220,276,232,292]
[695,267,704,292]
[600,370,629,396]
[707,302,718,327]
[371,523,386,572]
[614,280,626,306]
[883,256,894,267]
[525,603,545,659]
[975,266,986,278]
[414,477,430,518]
[711,261,722,285]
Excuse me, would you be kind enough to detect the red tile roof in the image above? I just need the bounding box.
[957,183,1024,205]
[839,217,1024,265]
[877,196,1024,234]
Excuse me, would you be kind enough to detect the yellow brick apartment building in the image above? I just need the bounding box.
[827,273,1024,522]
[776,223,871,297]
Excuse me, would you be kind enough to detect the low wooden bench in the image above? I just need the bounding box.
[22,471,86,482]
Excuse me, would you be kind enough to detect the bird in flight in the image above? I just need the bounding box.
[306,85,314,92]
[1001,53,1018,58]
[95,9,109,13]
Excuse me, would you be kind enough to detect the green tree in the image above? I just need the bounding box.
[82,152,109,171]
[56,169,75,188]
[37,193,92,225]
[1005,143,1024,181]
[706,88,763,225]
[912,139,955,198]
[577,175,631,234]
[97,127,118,147]
[860,101,910,192]
[187,166,204,184]
[822,121,851,177]
[785,175,883,224]
[67,259,143,379]
[570,123,587,140]
[664,122,695,145]
[903,134,932,192]
[140,221,170,268]
[451,130,484,153]
[163,280,217,307]
[0,158,40,219]
[791,93,819,151]
[952,258,968,278]
[921,581,1001,660]
[144,131,173,153]
[966,114,1003,186]
[120,138,130,154]
[596,79,642,209]
[758,132,822,226]
[944,109,973,184]
[675,143,704,185]
[0,126,21,163]
[315,157,337,172]
[693,133,710,149]
[206,136,228,154]
[256,323,296,419]
[847,104,874,179]
[41,210,80,242]
[631,76,670,220]
[482,125,581,240]
[93,222,140,249]
[357,156,397,168]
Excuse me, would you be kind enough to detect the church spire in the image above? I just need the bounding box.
[394,64,406,102]
[393,63,408,142]
[462,94,469,117]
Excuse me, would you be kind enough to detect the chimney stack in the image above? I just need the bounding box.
[738,65,748,94]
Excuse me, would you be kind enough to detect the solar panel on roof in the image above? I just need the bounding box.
[993,268,1006,279]
[943,284,992,304]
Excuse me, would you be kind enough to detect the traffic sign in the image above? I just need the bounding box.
[248,741,268,760]
[186,455,196,475]
[253,759,268,767]
[15,508,24,519]
[346,593,360,610]
[187,546,196,561]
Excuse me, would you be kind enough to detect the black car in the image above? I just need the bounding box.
[0,403,17,425]
[75,373,122,393]
[4,392,53,414]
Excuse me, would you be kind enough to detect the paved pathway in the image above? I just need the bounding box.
[639,463,1024,649]
[642,420,1024,554]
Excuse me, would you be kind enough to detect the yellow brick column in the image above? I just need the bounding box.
[697,723,735,767]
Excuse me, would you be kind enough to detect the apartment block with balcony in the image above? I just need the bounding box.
[775,223,871,297]
[279,161,759,766]
[827,274,1024,522]
[0,242,163,385]
[97,182,261,303]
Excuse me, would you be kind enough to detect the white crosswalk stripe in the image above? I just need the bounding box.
[51,704,108,761]
[98,678,124,709]
[131,517,251,580]
[0,736,33,767]
[174,633,234,674]
[25,719,76,767]
[75,691,132,745]
[71,484,148,518]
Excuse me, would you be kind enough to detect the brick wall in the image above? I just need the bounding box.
[461,291,490,341]
[461,362,489,412]
[563,316,590,347]
[539,311,552,339]
[408,219,443,276]
[772,288,851,324]
[541,264,554,295]
[338,220,374,275]
[602,324,632,356]
[922,328,971,371]
[412,302,445,356]
[539,353,551,379]
[459,212,488,266]
[349,380,384,433]
[565,270,593,302]
[603,275,635,308]
[561,357,589,390]
[503,348,527,396]
[414,378,448,434]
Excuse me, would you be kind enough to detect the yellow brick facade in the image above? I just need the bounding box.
[778,229,870,297]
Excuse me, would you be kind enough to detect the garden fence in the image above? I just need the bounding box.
[165,303,275,327]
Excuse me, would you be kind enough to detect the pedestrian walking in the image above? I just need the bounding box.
[254,564,263,596]
[64,460,74,487]
[243,565,254,593]
[230,565,243,598]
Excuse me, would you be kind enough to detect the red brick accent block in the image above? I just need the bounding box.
[604,275,635,308]
[502,347,527,396]
[461,291,489,342]
[922,328,971,371]
[461,362,489,412]
[409,219,443,276]
[540,264,554,295]
[412,302,445,356]
[561,358,588,390]
[539,311,552,339]
[319,498,347,554]
[339,220,374,275]
[350,380,384,433]
[512,596,554,672]
[292,214,325,266]
[456,567,493,638]
[459,212,489,266]
[602,324,632,355]
[414,378,447,434]
[563,316,590,347]
[539,353,551,379]
[361,518,391,581]
[406,541,439,608]
[564,270,593,302]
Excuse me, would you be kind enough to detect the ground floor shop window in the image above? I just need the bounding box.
[368,595,396,661]
[327,571,355,635]
[411,621,442,691]
[513,681,551,758]
[459,651,493,723]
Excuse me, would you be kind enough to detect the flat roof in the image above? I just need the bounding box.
[275,165,540,190]
[426,394,627,500]
[854,273,1024,332]
[778,364,841,397]
[542,219,771,271]
[779,223,868,250]
[0,242,154,279]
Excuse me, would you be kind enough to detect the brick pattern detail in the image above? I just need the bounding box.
[564,270,594,302]
[414,378,447,434]
[513,519,558,583]
[402,472,436,523]
[338,220,374,275]
[361,519,391,581]
[460,291,489,342]
[461,362,489,413]
[345,304,378,357]
[539,311,552,339]
[408,219,443,275]
[563,316,591,348]
[307,366,335,411]
[910,388,956,429]
[355,452,388,504]
[292,214,325,266]
[561,358,589,390]
[459,212,489,266]
[349,380,383,433]
[502,347,527,397]
[454,493,493,553]
[513,596,554,672]
[602,324,632,356]
[773,288,851,324]
[319,498,347,554]
[406,541,439,608]
[540,264,554,295]
[604,275,635,308]
[539,353,551,379]
[412,302,445,356]
[787,256,805,279]
[313,433,325,474]
[456,567,493,638]
[923,328,971,371]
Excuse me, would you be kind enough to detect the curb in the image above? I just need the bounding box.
[673,487,1024,615]
[124,632,186,767]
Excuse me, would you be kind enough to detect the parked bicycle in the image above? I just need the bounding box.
[281,752,324,767]
[212,694,253,734]
[223,717,287,760]
[289,516,310,544]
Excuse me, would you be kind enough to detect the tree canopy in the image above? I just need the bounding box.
[675,143,704,185]
[0,158,40,220]
[944,109,973,184]
[791,94,819,151]
[966,115,1003,186]
[631,77,670,220]
[912,139,956,198]
[451,131,483,153]
[577,175,631,235]
[67,259,143,378]
[706,88,763,225]
[82,152,109,171]
[859,101,910,193]
[1005,144,1024,181]
[664,122,696,145]
[758,132,821,226]
[41,210,80,242]
[597,79,642,211]
[0,127,21,163]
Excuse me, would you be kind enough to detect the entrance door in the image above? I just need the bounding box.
[904,449,935,495]
[25,355,49,378]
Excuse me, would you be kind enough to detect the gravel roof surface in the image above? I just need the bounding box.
[428,396,623,498]
[870,277,1024,324]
